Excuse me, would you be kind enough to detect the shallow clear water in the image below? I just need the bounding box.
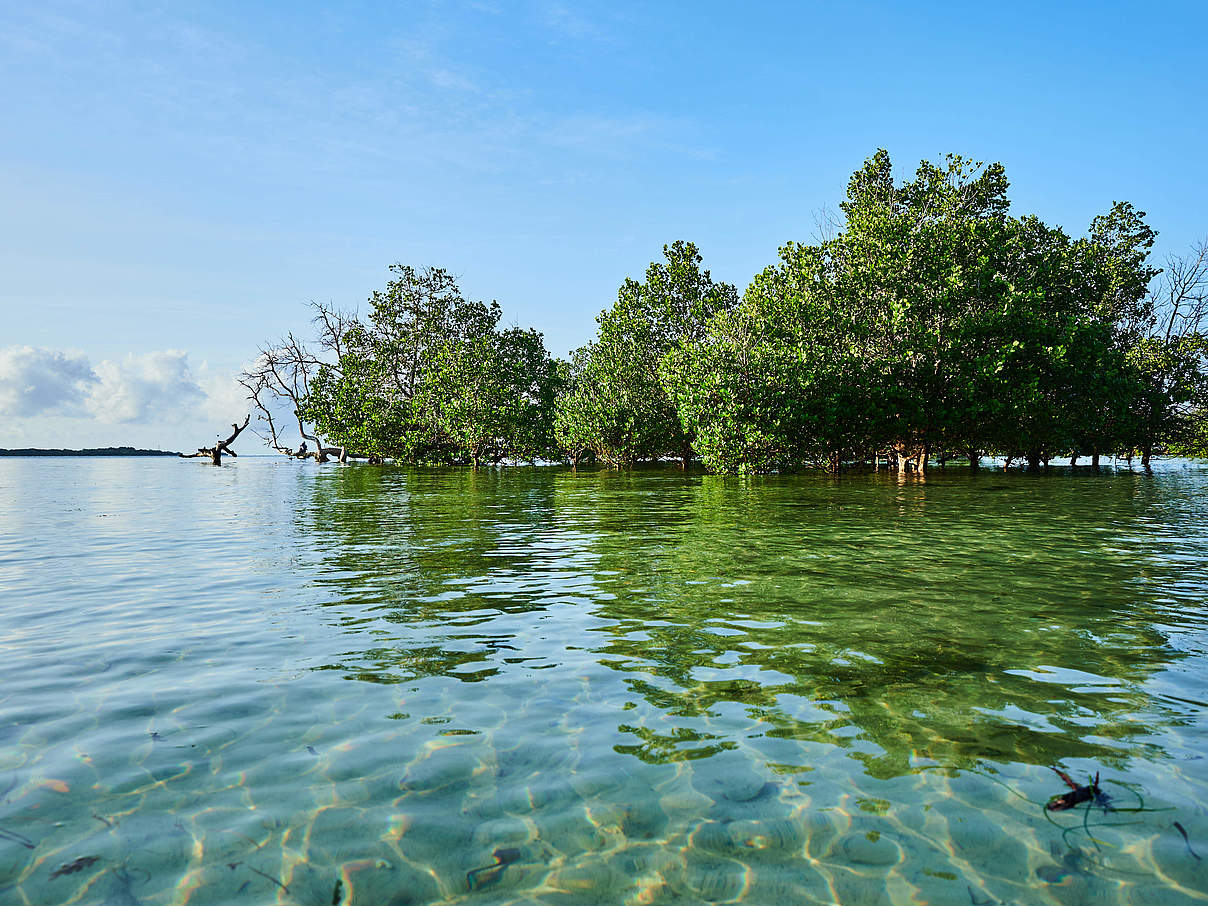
[2,458,1208,905]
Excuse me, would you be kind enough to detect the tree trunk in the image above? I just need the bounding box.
[1026,449,1041,471]
[1003,455,1014,471]
[681,442,692,471]
[968,448,980,471]
[915,447,927,475]
[1070,453,1078,467]
[1091,449,1100,470]
[1141,443,1152,469]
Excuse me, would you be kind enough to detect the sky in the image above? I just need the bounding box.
[2,0,1206,450]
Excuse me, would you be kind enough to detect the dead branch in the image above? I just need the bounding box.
[180,415,251,465]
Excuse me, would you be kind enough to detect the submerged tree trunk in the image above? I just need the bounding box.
[180,415,250,465]
[1141,443,1153,469]
[1026,449,1041,471]
[967,448,980,472]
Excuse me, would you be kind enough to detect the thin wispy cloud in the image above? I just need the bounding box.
[4,0,1202,452]
[1,0,710,189]
[537,2,618,45]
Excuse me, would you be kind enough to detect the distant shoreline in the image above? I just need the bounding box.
[0,447,181,457]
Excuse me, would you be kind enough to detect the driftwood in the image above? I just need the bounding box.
[180,415,250,465]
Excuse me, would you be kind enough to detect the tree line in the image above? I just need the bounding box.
[242,150,1208,473]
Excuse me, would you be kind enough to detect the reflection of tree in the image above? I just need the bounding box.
[565,470,1194,777]
[296,462,1201,780]
[298,465,566,683]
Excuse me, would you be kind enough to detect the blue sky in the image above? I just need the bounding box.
[2,0,1205,449]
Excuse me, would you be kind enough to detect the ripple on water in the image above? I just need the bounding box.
[4,460,1208,904]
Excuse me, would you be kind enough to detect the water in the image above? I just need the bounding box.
[2,457,1207,905]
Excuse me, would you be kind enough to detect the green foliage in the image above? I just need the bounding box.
[554,241,737,467]
[299,265,562,465]
[665,151,1197,472]
[273,152,1207,473]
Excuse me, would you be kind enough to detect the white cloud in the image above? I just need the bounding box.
[0,345,97,416]
[198,368,252,424]
[85,350,204,423]
[0,345,257,447]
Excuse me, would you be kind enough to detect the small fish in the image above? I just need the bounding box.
[50,855,99,879]
[331,878,344,905]
[1174,821,1202,860]
[307,746,318,756]
[466,847,521,890]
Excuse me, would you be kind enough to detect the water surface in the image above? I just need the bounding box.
[2,458,1207,905]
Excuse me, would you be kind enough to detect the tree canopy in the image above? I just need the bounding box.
[554,241,738,468]
[246,265,563,466]
[244,151,1208,473]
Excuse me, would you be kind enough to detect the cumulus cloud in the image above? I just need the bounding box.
[0,346,98,416]
[85,350,205,423]
[198,369,252,424]
[1,344,259,452]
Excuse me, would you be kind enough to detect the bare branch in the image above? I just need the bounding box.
[179,414,250,465]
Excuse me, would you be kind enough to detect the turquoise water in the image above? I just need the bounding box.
[2,457,1207,905]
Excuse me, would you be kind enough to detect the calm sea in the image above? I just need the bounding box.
[2,457,1207,905]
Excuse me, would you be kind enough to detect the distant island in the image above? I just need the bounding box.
[0,446,180,457]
